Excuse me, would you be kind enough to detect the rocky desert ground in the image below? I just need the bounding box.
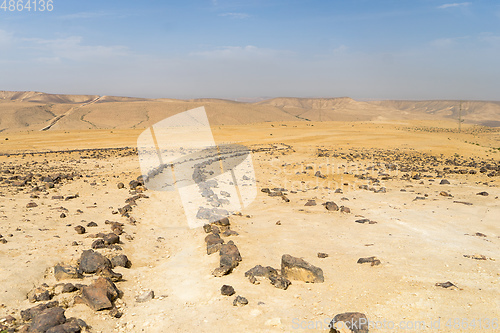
[0,102,499,332]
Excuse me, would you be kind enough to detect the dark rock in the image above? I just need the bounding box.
[222,229,239,237]
[269,275,291,290]
[78,250,112,274]
[357,257,381,266]
[281,254,324,283]
[102,233,120,245]
[453,201,473,206]
[329,312,369,333]
[21,301,59,321]
[435,281,457,288]
[340,206,351,213]
[245,265,278,280]
[318,252,329,258]
[27,286,53,303]
[439,179,450,185]
[61,284,77,293]
[203,224,212,233]
[27,202,38,208]
[111,254,131,268]
[95,266,122,282]
[355,219,370,224]
[214,217,230,227]
[221,285,235,296]
[109,307,122,318]
[476,191,489,196]
[46,321,81,333]
[81,277,119,311]
[29,307,66,333]
[54,265,82,281]
[60,213,67,218]
[86,221,98,227]
[91,239,106,249]
[324,201,339,211]
[117,183,125,189]
[74,226,85,235]
[212,266,232,277]
[304,200,316,206]
[205,233,224,255]
[233,295,248,306]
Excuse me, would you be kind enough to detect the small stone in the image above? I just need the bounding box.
[330,312,369,333]
[233,295,248,306]
[203,224,212,233]
[95,266,122,282]
[117,182,125,189]
[269,276,291,290]
[27,286,53,303]
[304,200,316,206]
[357,257,381,266]
[109,307,122,318]
[212,266,232,277]
[318,252,329,258]
[281,254,324,283]
[136,290,154,303]
[221,285,235,296]
[440,179,450,185]
[91,239,106,249]
[54,265,82,281]
[476,191,489,196]
[86,221,98,227]
[27,202,38,208]
[102,233,120,245]
[340,206,351,213]
[60,213,67,218]
[111,254,131,268]
[324,201,339,211]
[74,226,86,234]
[435,281,457,288]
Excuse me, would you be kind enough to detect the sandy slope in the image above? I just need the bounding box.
[1,91,500,133]
[0,121,499,332]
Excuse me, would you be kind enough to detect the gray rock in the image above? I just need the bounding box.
[221,285,235,296]
[233,295,248,306]
[330,312,369,333]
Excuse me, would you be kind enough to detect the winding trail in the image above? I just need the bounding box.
[40,95,104,131]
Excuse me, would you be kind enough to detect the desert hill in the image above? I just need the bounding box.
[1,91,499,132]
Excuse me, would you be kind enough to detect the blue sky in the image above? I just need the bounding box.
[1,0,499,100]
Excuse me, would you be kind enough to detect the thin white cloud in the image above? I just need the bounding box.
[189,45,287,59]
[219,12,250,19]
[437,2,470,9]
[22,36,129,61]
[0,29,13,46]
[58,11,109,20]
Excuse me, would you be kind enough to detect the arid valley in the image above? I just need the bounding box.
[0,92,499,332]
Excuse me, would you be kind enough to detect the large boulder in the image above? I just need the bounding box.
[80,277,120,311]
[281,254,324,283]
[28,307,66,333]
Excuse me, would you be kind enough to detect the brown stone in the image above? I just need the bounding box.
[281,254,324,283]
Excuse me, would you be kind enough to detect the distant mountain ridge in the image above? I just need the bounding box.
[1,90,499,132]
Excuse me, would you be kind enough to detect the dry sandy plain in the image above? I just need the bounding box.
[0,102,499,333]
